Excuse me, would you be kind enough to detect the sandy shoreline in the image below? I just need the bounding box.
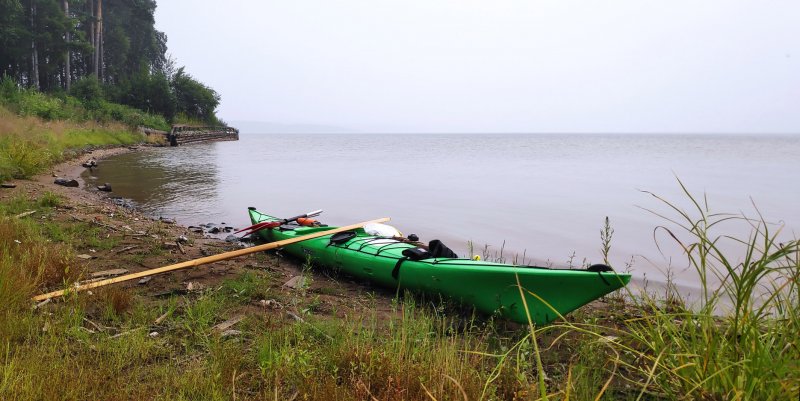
[3,147,132,208]
[46,145,140,189]
[1,145,236,294]
[1,144,401,320]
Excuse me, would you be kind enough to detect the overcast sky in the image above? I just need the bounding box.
[155,1,799,134]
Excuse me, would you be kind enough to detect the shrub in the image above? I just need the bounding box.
[69,76,105,108]
[16,91,69,120]
[89,101,170,131]
[0,135,54,179]
[0,75,19,103]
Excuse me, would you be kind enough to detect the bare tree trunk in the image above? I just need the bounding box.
[63,0,70,90]
[88,0,94,48]
[93,0,102,80]
[30,0,40,90]
[98,0,103,82]
[87,0,94,77]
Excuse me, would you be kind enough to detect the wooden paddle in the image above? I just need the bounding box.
[32,216,389,302]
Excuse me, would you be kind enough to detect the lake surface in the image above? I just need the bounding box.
[85,134,800,291]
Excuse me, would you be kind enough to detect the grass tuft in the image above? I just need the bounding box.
[0,217,76,339]
[615,182,800,400]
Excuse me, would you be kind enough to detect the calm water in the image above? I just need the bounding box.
[84,134,800,290]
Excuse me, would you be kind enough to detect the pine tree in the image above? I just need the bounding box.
[63,0,69,90]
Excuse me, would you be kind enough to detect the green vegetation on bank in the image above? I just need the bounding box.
[1,75,169,130]
[0,189,797,400]
[0,97,145,181]
[1,0,223,125]
[0,72,224,182]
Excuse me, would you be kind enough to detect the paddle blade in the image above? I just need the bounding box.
[233,221,280,235]
[237,209,323,235]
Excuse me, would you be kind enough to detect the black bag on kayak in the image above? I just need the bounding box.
[588,264,613,272]
[401,247,431,260]
[329,231,356,245]
[428,240,458,258]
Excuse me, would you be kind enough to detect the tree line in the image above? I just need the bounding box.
[0,0,222,124]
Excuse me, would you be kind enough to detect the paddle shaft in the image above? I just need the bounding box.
[234,209,323,235]
[282,209,322,224]
[32,217,389,302]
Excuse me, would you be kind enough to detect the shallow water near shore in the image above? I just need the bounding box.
[84,133,800,292]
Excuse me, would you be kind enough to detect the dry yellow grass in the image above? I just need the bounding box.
[0,106,129,138]
[0,106,143,180]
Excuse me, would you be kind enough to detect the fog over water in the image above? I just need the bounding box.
[155,1,800,134]
[86,134,799,295]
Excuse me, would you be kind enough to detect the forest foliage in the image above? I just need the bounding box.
[0,0,222,125]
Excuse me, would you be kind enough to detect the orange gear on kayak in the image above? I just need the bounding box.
[296,218,318,226]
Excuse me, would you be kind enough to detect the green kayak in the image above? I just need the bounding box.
[248,208,631,325]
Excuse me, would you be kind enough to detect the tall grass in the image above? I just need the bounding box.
[479,183,799,400]
[534,183,800,400]
[612,183,800,400]
[0,205,77,340]
[0,76,168,181]
[0,106,144,180]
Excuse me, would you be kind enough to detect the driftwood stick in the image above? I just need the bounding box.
[154,310,171,325]
[175,241,186,255]
[116,245,139,254]
[15,210,37,219]
[32,217,389,301]
[70,214,118,231]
